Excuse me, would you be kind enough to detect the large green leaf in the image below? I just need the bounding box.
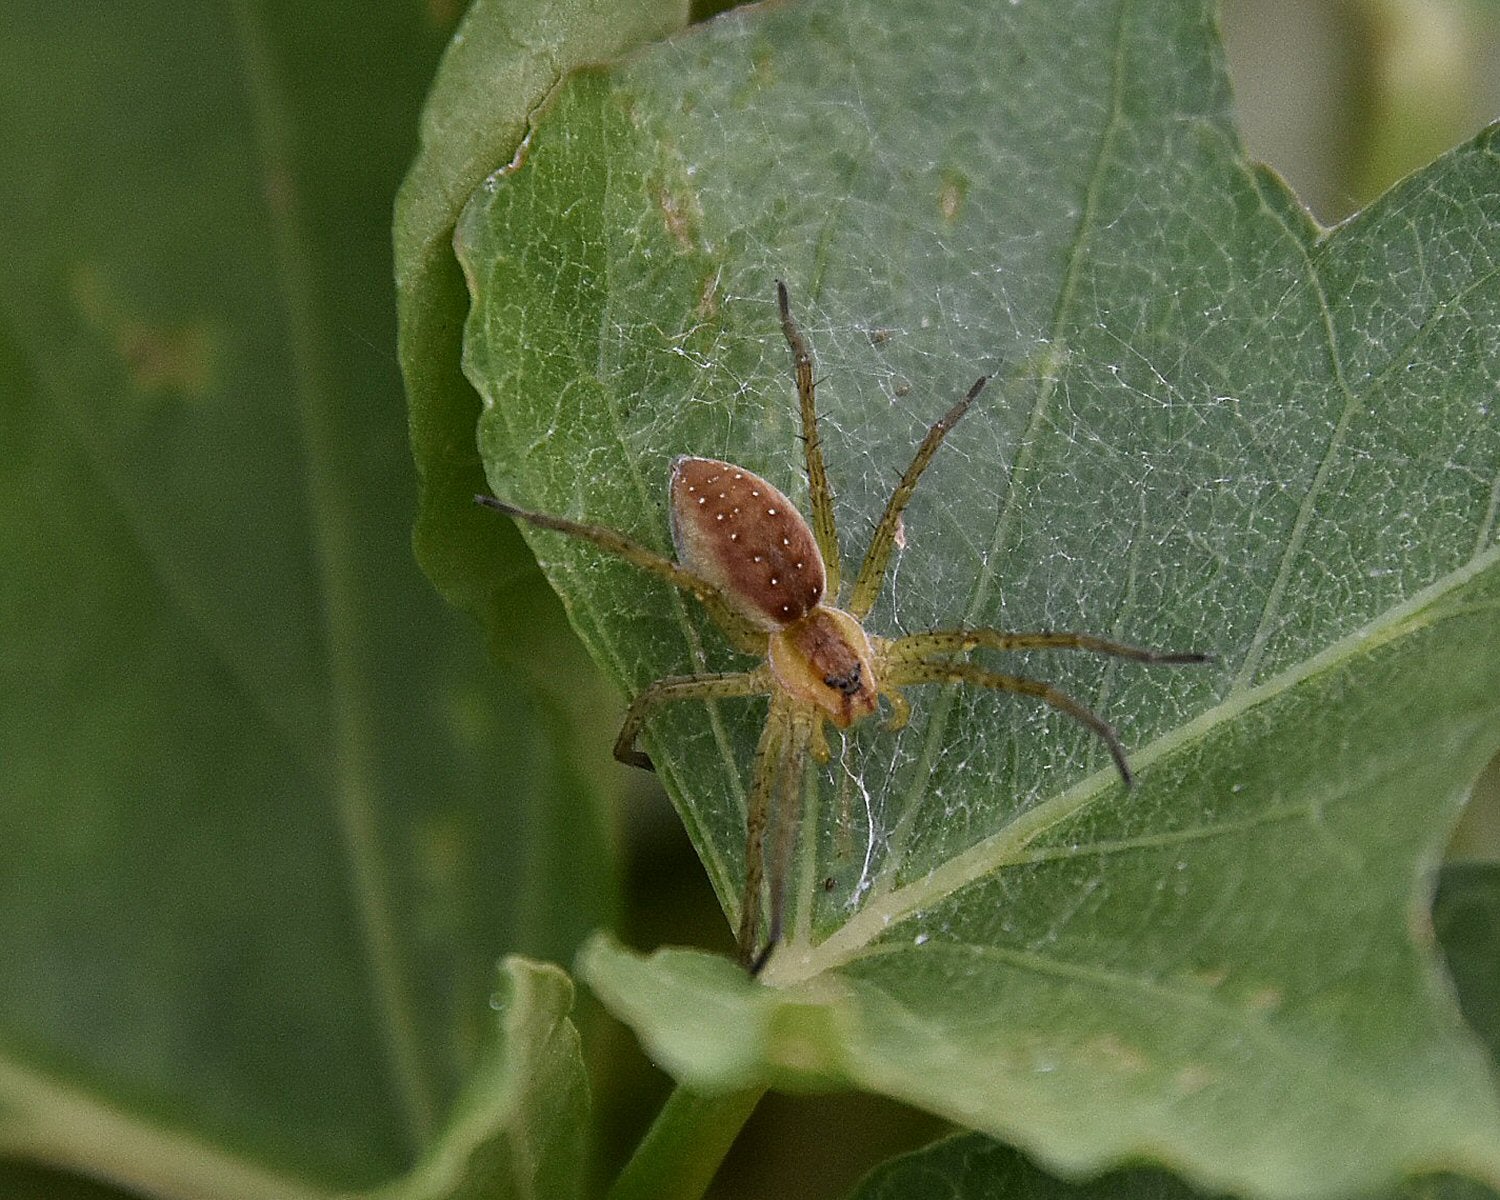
[845,1127,1498,1200]
[0,1,616,1194]
[845,862,1500,1200]
[452,0,1500,1194]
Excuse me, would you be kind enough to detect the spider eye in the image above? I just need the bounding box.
[822,662,863,696]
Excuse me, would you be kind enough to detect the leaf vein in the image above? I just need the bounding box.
[1228,230,1357,694]
[231,0,435,1145]
[867,0,1138,892]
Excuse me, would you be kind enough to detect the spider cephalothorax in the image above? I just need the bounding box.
[479,281,1208,973]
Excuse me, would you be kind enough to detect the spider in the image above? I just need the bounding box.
[479,282,1208,974]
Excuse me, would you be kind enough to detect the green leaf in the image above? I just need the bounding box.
[395,0,689,649]
[849,1134,1196,1200]
[373,959,591,1200]
[846,1131,1498,1200]
[846,862,1500,1200]
[0,2,614,1194]
[452,0,1500,1194]
[1435,862,1500,1061]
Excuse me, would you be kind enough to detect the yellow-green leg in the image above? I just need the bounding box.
[777,280,843,599]
[740,695,792,969]
[848,374,989,620]
[476,494,769,655]
[613,667,773,770]
[882,658,1134,786]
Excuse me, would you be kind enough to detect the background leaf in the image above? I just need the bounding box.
[1434,862,1500,1061]
[0,1,619,1193]
[374,958,592,1200]
[453,0,1500,1194]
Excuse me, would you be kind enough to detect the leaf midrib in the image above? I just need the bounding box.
[0,1052,338,1200]
[1229,190,1355,693]
[230,0,434,1148]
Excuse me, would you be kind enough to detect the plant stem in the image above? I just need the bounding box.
[607,1083,765,1200]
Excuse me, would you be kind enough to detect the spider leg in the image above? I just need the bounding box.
[848,374,989,620]
[758,705,815,974]
[613,667,773,771]
[886,627,1212,665]
[882,658,1135,787]
[740,694,793,969]
[807,712,832,763]
[777,280,843,598]
[476,494,768,655]
[880,684,912,731]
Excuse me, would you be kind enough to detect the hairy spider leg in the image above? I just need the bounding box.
[473,494,768,656]
[612,667,803,972]
[613,667,774,770]
[848,373,990,620]
[477,488,798,965]
[880,657,1135,786]
[761,704,821,971]
[778,279,843,598]
[739,695,794,968]
[878,630,1212,784]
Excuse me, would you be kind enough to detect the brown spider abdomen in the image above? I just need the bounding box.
[669,456,826,630]
[768,606,880,728]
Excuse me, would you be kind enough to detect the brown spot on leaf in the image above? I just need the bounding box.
[72,264,220,400]
[939,167,968,222]
[657,182,701,253]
